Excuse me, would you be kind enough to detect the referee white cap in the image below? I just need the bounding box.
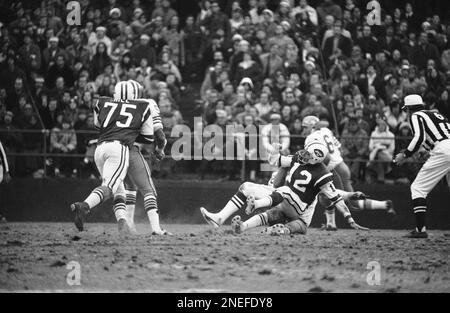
[402,94,424,110]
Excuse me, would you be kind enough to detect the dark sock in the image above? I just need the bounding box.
[412,198,427,232]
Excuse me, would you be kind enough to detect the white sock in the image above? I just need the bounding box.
[325,209,336,227]
[126,191,137,225]
[115,208,127,221]
[357,199,387,210]
[84,186,107,209]
[242,213,268,231]
[147,209,161,232]
[216,192,246,224]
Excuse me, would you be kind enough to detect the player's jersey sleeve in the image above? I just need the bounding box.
[313,166,334,189]
[139,103,153,136]
[93,99,101,129]
[138,99,162,131]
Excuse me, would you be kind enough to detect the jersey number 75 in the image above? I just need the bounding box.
[103,102,137,128]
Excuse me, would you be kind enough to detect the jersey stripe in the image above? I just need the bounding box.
[407,111,450,156]
[108,145,125,190]
[314,173,333,187]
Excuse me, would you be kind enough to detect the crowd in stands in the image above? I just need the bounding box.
[1,0,450,183]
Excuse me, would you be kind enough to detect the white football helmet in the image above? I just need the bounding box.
[302,115,319,128]
[304,140,328,164]
[113,80,142,100]
[302,115,320,134]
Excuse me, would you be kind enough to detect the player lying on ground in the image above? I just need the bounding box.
[201,142,368,235]
[70,80,155,233]
[302,115,396,230]
[116,81,171,235]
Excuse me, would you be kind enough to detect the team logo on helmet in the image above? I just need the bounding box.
[314,149,324,158]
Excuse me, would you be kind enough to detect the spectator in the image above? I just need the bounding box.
[340,116,369,182]
[91,42,112,79]
[261,113,290,155]
[50,117,77,177]
[368,117,395,183]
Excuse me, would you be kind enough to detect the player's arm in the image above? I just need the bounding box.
[319,180,369,230]
[150,100,167,152]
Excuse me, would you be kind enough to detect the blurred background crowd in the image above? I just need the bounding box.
[1,0,450,183]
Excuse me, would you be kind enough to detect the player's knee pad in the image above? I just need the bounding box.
[285,219,307,235]
[239,182,253,196]
[411,181,427,199]
[266,207,285,225]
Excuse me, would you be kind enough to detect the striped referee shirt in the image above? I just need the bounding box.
[405,110,450,157]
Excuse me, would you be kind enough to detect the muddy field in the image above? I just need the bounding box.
[0,222,449,293]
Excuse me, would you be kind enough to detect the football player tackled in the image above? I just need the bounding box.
[200,142,368,235]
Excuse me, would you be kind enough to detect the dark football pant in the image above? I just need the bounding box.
[124,145,157,211]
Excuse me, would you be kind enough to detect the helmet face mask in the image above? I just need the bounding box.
[294,149,312,165]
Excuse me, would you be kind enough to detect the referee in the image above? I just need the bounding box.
[393,94,450,238]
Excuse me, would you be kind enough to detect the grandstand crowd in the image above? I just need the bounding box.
[1,0,450,183]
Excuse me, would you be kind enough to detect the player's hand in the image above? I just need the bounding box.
[393,152,406,165]
[153,148,165,161]
[348,191,368,200]
[4,172,11,183]
[349,222,369,231]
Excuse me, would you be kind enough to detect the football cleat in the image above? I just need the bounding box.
[405,229,428,238]
[152,229,173,236]
[245,196,256,215]
[231,215,243,234]
[267,224,291,236]
[70,202,90,231]
[386,200,396,215]
[200,207,220,228]
[117,218,131,235]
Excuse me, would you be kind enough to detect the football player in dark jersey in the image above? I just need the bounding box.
[70,81,154,233]
[200,142,367,235]
[231,141,368,235]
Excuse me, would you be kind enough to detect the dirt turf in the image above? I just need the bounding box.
[0,223,449,292]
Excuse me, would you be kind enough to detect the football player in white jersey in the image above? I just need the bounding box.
[302,116,396,230]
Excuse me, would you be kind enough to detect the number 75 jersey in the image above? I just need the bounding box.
[94,96,154,147]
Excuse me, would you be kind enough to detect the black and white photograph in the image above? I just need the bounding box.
[0,0,449,297]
